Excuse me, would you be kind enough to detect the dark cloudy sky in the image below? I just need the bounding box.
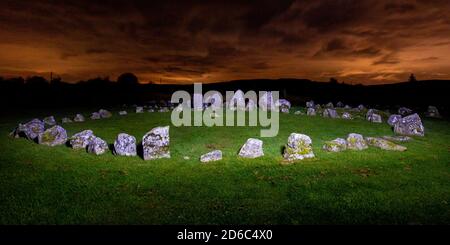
[0,0,449,84]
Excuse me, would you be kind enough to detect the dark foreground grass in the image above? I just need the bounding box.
[0,108,449,224]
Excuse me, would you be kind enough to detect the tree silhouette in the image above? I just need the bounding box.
[329,77,338,84]
[408,73,417,83]
[117,73,139,87]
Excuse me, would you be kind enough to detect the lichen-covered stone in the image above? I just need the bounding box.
[346,133,368,150]
[306,100,315,108]
[114,133,137,156]
[118,111,127,116]
[87,136,108,155]
[238,138,264,158]
[99,109,112,118]
[365,137,407,151]
[323,108,338,118]
[382,135,412,142]
[323,138,347,152]
[259,91,276,111]
[228,90,246,110]
[387,114,402,126]
[38,125,67,146]
[394,113,424,136]
[11,118,45,140]
[61,117,73,123]
[200,150,222,163]
[341,112,352,119]
[90,112,101,120]
[367,110,382,123]
[43,116,56,126]
[307,108,316,116]
[283,133,315,161]
[74,114,85,122]
[277,99,291,113]
[70,130,95,149]
[142,126,170,160]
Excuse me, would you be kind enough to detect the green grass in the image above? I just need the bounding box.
[0,107,449,224]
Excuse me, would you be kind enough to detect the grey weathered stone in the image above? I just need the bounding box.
[357,104,365,110]
[259,91,276,111]
[398,107,413,116]
[228,90,246,110]
[238,138,264,158]
[336,101,344,108]
[283,133,315,161]
[204,92,223,110]
[87,136,108,155]
[61,117,73,123]
[99,109,112,118]
[365,137,407,151]
[387,114,402,126]
[136,106,144,113]
[142,126,170,160]
[394,113,424,136]
[118,111,127,116]
[158,107,169,112]
[11,118,45,140]
[277,99,291,113]
[294,110,303,115]
[90,112,101,120]
[323,138,347,152]
[246,99,257,111]
[341,112,352,120]
[193,92,203,111]
[38,125,67,146]
[43,116,56,126]
[306,100,315,108]
[148,109,155,112]
[70,130,95,150]
[325,102,334,108]
[74,114,85,122]
[323,108,338,118]
[307,108,316,116]
[344,105,351,109]
[346,133,368,150]
[315,104,322,110]
[426,106,440,118]
[113,133,137,156]
[382,135,412,142]
[367,110,382,123]
[200,150,222,163]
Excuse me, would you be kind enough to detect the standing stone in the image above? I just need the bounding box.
[306,100,315,108]
[228,90,246,110]
[259,91,275,111]
[38,125,67,146]
[11,119,45,140]
[200,150,222,163]
[344,105,351,109]
[61,117,73,123]
[136,106,144,113]
[398,107,413,116]
[119,111,127,116]
[307,108,316,116]
[74,114,85,122]
[43,116,56,126]
[387,114,402,126]
[357,104,365,111]
[90,112,101,120]
[158,107,169,112]
[323,138,347,152]
[238,138,264,158]
[70,130,95,149]
[193,92,203,111]
[394,113,425,136]
[323,108,338,118]
[294,110,303,115]
[113,133,137,156]
[325,102,334,108]
[346,133,368,150]
[204,92,223,110]
[283,133,315,161]
[148,108,155,112]
[365,137,407,151]
[142,126,170,160]
[368,113,382,123]
[99,109,112,118]
[246,99,257,111]
[277,99,291,113]
[336,101,344,108]
[426,106,440,118]
[87,136,108,155]
[341,112,352,119]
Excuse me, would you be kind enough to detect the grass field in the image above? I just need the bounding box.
[0,107,449,224]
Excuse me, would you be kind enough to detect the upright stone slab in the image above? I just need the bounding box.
[325,102,334,108]
[306,100,315,108]
[70,130,95,149]
[87,136,108,155]
[38,125,67,146]
[346,133,368,150]
[142,126,170,160]
[323,108,338,118]
[43,116,56,126]
[307,108,316,116]
[228,90,246,110]
[283,133,315,161]
[238,138,264,158]
[259,91,275,111]
[200,150,222,163]
[91,112,101,120]
[204,92,222,110]
[74,114,85,122]
[193,93,203,111]
[387,114,401,126]
[114,133,137,156]
[277,99,291,113]
[99,109,112,118]
[323,138,347,152]
[394,113,424,136]
[341,112,352,119]
[136,106,144,113]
